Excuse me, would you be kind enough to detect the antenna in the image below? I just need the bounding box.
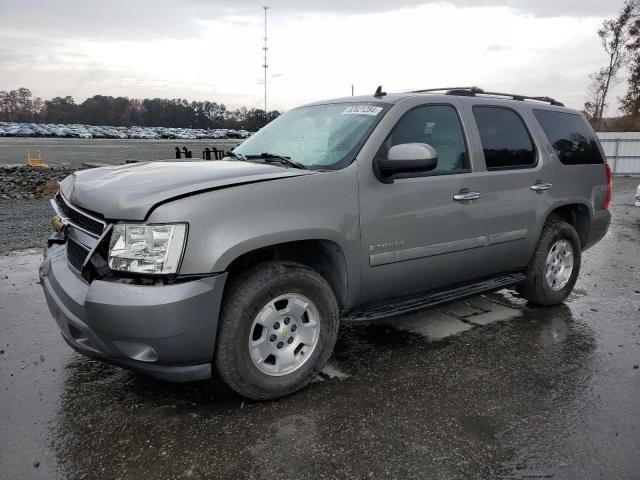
[262,6,269,117]
[374,85,387,98]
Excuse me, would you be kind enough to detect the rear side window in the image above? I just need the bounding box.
[473,106,536,170]
[533,109,604,165]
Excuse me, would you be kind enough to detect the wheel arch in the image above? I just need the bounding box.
[544,201,591,248]
[224,239,350,310]
[525,201,592,265]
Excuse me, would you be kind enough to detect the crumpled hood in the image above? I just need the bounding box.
[59,161,314,220]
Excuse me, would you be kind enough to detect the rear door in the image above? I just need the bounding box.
[357,99,487,304]
[461,101,556,275]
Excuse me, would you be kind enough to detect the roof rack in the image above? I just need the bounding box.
[408,87,564,107]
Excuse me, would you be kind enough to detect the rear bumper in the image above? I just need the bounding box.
[584,209,611,251]
[39,244,227,382]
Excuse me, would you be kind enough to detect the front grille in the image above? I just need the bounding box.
[55,194,105,237]
[66,238,89,272]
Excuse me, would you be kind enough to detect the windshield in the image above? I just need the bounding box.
[233,102,389,169]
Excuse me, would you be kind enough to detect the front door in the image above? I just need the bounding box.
[357,101,487,304]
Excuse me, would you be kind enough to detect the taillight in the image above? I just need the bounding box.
[604,163,612,209]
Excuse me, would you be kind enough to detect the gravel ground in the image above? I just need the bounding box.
[0,198,53,255]
[0,165,76,201]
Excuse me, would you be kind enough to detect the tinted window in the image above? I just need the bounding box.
[533,109,604,165]
[473,106,536,169]
[380,105,470,174]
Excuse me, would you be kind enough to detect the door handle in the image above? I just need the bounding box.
[530,182,553,192]
[453,191,481,201]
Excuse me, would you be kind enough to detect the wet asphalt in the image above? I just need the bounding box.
[1,178,639,480]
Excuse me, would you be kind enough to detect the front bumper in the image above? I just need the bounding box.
[39,244,227,382]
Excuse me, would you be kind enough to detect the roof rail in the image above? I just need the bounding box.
[408,87,564,107]
[410,86,484,94]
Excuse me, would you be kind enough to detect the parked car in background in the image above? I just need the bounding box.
[206,129,227,139]
[18,128,35,137]
[635,183,640,207]
[40,86,611,400]
[214,129,229,138]
[225,129,243,139]
[0,121,253,140]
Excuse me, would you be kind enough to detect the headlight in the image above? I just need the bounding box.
[108,224,187,274]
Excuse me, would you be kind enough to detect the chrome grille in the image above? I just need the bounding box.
[66,238,89,272]
[54,194,105,237]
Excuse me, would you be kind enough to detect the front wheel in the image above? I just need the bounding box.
[521,216,582,306]
[215,261,339,400]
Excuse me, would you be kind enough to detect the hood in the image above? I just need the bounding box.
[59,161,314,220]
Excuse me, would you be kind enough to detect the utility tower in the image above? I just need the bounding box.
[262,6,269,117]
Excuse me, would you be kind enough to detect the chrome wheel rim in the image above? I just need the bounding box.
[545,240,574,291]
[248,293,320,376]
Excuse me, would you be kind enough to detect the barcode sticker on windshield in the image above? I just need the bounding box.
[342,105,383,116]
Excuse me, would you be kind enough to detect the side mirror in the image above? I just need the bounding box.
[378,143,438,177]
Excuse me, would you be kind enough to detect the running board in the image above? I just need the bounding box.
[342,273,526,324]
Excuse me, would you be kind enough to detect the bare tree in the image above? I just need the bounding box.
[584,71,609,124]
[620,11,640,119]
[585,0,638,129]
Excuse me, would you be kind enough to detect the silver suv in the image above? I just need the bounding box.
[40,87,612,399]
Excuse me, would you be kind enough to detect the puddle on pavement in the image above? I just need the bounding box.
[369,292,525,343]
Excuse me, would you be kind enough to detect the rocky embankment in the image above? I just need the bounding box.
[0,165,78,201]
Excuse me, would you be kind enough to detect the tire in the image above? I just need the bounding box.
[215,261,339,400]
[521,216,581,306]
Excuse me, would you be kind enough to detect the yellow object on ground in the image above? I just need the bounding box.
[26,150,50,169]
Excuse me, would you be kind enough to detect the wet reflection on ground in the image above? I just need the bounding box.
[50,299,597,479]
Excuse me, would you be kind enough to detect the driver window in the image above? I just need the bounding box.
[382,105,470,174]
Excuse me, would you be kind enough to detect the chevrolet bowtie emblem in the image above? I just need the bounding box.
[282,329,289,339]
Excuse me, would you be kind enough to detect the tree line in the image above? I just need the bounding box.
[585,0,640,131]
[0,88,281,131]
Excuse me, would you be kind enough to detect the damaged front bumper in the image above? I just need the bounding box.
[39,243,227,382]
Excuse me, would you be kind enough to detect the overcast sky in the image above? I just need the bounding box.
[0,0,629,113]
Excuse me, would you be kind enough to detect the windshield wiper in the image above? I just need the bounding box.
[224,150,246,161]
[245,153,307,170]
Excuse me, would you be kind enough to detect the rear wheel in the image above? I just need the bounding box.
[521,216,581,306]
[215,261,339,400]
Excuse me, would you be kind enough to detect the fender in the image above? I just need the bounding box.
[146,166,363,306]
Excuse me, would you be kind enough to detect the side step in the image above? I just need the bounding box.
[342,273,526,324]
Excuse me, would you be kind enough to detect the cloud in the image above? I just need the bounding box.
[0,0,620,43]
[0,0,622,112]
